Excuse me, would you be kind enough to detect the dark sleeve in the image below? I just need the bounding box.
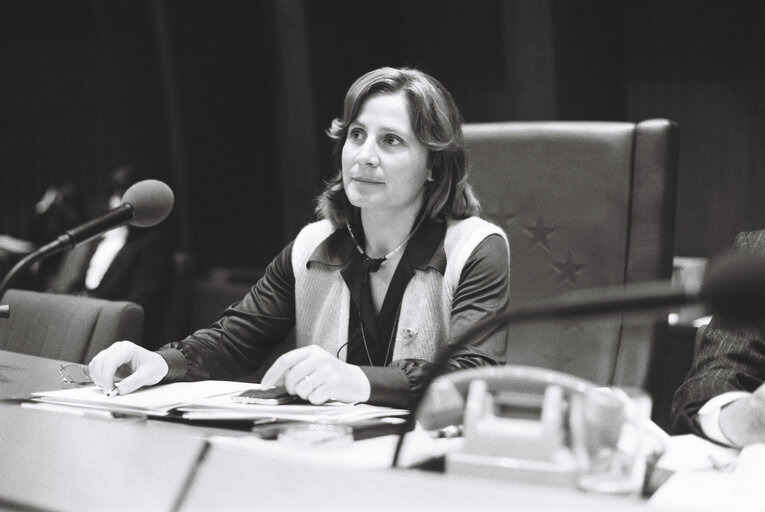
[671,230,765,436]
[670,317,765,436]
[156,241,296,382]
[361,234,510,409]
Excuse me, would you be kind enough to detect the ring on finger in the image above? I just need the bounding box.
[302,374,314,391]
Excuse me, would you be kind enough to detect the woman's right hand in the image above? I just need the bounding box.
[88,340,169,396]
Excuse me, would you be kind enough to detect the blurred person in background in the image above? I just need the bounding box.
[672,230,765,447]
[43,165,174,349]
[0,184,87,287]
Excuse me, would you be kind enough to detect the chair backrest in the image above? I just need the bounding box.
[0,289,144,363]
[146,251,196,349]
[464,119,679,387]
[191,276,258,331]
[191,270,295,381]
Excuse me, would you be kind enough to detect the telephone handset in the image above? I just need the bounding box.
[417,365,652,487]
[417,365,597,430]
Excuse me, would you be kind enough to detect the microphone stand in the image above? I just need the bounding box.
[0,239,69,317]
[0,178,173,319]
[0,242,65,296]
[0,205,135,316]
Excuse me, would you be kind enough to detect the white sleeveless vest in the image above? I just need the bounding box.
[291,217,508,363]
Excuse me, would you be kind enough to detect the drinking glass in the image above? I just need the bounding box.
[570,386,663,495]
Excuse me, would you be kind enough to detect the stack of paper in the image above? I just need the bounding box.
[30,381,409,423]
[31,381,256,417]
[176,396,409,423]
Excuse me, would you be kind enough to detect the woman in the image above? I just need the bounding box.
[89,67,510,409]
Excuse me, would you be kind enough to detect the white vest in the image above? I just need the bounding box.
[291,217,508,363]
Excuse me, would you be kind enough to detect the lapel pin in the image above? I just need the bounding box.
[398,327,418,345]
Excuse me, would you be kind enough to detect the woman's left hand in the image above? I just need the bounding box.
[260,345,371,404]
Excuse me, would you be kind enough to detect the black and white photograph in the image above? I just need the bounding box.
[1,1,765,510]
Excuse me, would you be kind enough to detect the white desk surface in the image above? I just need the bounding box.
[181,441,650,512]
[0,349,741,512]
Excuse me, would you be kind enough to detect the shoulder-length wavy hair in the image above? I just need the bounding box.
[315,67,481,228]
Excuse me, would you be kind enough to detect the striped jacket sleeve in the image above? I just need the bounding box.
[670,230,765,436]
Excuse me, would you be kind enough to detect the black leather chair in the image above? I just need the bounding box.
[464,119,679,387]
[0,288,144,364]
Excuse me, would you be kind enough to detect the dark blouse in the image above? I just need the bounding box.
[157,216,510,409]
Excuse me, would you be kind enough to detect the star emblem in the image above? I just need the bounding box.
[552,250,585,286]
[524,218,555,250]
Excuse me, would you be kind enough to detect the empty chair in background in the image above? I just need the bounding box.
[0,288,143,364]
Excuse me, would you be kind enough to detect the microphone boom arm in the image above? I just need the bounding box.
[0,244,62,301]
[504,280,700,323]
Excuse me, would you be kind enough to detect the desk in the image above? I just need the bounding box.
[182,442,648,512]
[0,405,206,511]
[0,350,651,512]
[0,350,250,512]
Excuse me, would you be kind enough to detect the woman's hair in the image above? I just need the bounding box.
[315,67,481,228]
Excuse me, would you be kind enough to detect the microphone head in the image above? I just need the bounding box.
[701,251,765,324]
[121,179,174,227]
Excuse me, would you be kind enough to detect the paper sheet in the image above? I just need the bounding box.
[650,444,765,512]
[176,394,408,422]
[30,380,408,422]
[655,434,739,472]
[31,381,262,414]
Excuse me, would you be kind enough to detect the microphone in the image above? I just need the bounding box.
[494,251,765,326]
[697,251,765,325]
[391,250,765,466]
[36,179,174,257]
[0,179,174,298]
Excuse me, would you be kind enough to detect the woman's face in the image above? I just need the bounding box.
[342,92,431,218]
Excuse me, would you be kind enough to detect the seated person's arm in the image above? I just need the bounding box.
[158,241,297,382]
[674,229,765,446]
[89,242,297,395]
[671,315,765,446]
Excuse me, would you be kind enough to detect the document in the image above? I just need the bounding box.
[656,434,738,472]
[31,381,256,416]
[175,395,408,423]
[650,444,765,512]
[30,381,409,423]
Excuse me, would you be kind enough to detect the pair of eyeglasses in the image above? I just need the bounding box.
[59,363,93,387]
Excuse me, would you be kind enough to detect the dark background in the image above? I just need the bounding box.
[2,0,764,274]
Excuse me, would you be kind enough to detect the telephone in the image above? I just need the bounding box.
[417,365,657,487]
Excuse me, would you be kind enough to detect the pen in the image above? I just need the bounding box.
[105,383,120,397]
[252,417,280,425]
